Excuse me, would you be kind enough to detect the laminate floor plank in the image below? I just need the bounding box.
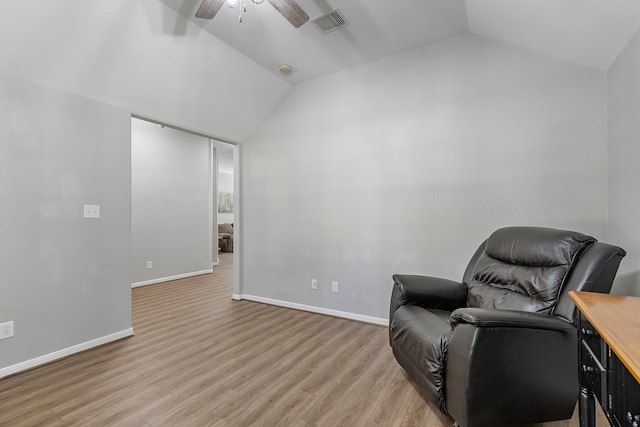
[0,252,582,426]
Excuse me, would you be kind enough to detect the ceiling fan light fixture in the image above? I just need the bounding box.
[195,0,308,27]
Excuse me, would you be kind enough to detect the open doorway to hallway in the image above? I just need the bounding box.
[213,141,235,266]
[130,116,236,289]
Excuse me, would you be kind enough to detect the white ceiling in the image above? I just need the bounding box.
[159,0,640,84]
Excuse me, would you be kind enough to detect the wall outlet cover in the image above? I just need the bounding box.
[0,321,14,340]
[83,204,100,219]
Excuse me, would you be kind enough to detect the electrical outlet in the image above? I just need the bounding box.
[311,279,318,290]
[83,204,100,219]
[146,261,152,269]
[0,321,14,340]
[332,281,339,293]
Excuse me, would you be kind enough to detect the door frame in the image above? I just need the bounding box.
[131,114,241,298]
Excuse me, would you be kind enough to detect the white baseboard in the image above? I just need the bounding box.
[232,294,388,326]
[131,269,213,288]
[0,327,134,379]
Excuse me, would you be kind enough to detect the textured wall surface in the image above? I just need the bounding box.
[0,74,132,370]
[242,34,608,320]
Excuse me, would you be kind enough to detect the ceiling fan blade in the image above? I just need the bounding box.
[195,0,225,19]
[266,0,309,28]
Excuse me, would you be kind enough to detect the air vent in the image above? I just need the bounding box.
[311,9,349,35]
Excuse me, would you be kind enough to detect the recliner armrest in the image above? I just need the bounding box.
[446,308,579,426]
[450,307,574,333]
[390,274,468,317]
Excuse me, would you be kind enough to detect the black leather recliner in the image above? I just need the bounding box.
[389,226,626,427]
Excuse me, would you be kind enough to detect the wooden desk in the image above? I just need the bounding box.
[569,291,640,427]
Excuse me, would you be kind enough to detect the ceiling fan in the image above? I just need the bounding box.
[195,0,309,28]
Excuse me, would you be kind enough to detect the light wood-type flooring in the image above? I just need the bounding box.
[0,253,588,426]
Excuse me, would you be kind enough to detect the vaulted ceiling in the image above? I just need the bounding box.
[158,0,640,84]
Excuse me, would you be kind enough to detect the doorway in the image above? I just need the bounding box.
[130,116,239,295]
[212,141,235,267]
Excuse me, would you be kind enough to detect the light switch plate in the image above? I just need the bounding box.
[83,205,100,219]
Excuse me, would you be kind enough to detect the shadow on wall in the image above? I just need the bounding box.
[611,271,640,297]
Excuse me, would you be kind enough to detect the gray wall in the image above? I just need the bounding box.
[241,34,608,321]
[607,28,640,296]
[0,74,132,370]
[131,118,213,285]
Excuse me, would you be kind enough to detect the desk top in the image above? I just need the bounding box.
[569,291,640,383]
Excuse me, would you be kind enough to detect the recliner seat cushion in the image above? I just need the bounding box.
[466,227,596,313]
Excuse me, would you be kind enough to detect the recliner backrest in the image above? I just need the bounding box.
[462,227,596,314]
[553,241,626,322]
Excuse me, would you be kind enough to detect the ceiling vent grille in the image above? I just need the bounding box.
[311,9,349,35]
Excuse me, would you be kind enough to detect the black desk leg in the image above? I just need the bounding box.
[579,386,596,427]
